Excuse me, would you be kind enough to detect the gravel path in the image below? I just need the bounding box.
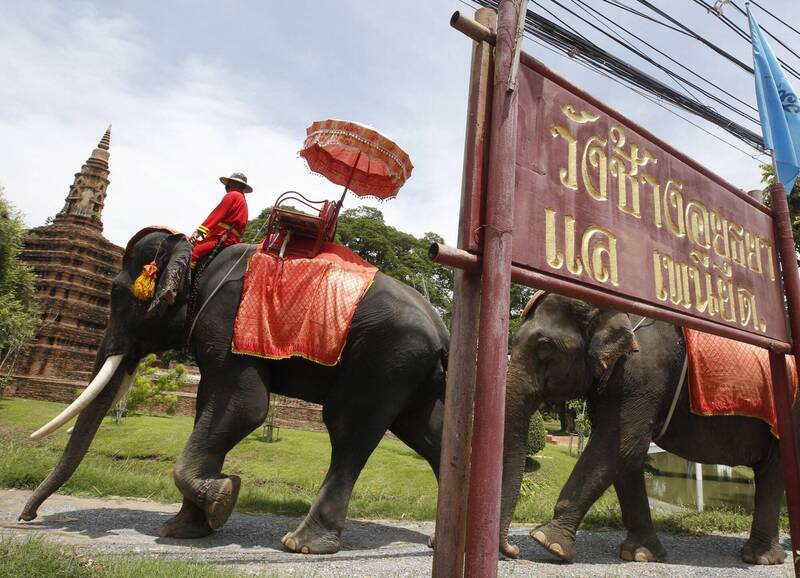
[0,489,793,577]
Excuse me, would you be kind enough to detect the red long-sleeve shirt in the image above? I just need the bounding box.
[196,190,248,242]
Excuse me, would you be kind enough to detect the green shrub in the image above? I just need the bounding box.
[126,354,186,415]
[527,410,547,456]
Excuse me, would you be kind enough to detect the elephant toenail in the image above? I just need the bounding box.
[301,546,310,554]
[550,543,564,556]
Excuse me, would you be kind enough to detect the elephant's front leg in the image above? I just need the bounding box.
[531,428,650,562]
[161,361,269,538]
[615,469,665,562]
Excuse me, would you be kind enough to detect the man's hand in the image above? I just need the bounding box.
[189,230,203,245]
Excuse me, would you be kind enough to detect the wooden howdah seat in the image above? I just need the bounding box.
[262,191,340,258]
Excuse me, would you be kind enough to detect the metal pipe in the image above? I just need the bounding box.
[432,7,495,578]
[767,182,800,576]
[450,11,496,45]
[464,1,520,576]
[429,242,792,353]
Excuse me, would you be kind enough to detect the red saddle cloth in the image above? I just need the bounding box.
[685,328,798,437]
[232,243,378,366]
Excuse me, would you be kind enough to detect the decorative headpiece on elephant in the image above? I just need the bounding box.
[25,227,192,445]
[499,291,792,566]
[20,227,448,556]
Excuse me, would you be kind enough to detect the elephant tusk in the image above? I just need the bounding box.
[65,371,133,436]
[30,354,124,441]
[110,371,135,409]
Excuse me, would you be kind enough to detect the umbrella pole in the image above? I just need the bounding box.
[338,151,363,208]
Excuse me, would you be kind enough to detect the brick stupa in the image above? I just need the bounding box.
[11,127,124,401]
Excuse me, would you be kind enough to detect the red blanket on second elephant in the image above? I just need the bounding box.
[685,328,798,437]
[232,243,378,366]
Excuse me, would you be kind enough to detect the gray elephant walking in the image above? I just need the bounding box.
[21,229,448,554]
[500,292,795,565]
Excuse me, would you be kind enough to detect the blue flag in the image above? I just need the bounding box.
[748,7,800,192]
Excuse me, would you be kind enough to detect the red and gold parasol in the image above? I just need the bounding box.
[299,119,413,202]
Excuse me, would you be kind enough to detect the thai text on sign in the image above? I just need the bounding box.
[511,56,788,342]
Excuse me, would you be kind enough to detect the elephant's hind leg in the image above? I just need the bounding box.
[282,366,419,554]
[164,358,269,537]
[390,396,444,549]
[742,450,786,565]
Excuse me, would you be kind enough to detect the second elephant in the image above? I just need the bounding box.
[499,292,795,566]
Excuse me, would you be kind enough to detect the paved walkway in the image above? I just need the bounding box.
[0,489,792,577]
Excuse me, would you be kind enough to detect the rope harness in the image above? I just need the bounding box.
[593,313,686,443]
[185,221,269,346]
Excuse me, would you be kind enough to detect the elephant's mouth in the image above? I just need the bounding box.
[29,354,134,441]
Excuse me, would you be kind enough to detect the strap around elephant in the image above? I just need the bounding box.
[653,354,689,442]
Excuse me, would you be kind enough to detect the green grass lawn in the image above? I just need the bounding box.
[0,397,772,534]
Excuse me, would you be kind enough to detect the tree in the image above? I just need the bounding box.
[527,410,547,456]
[0,186,40,379]
[335,207,454,321]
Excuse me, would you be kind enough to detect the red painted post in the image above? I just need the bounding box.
[768,351,800,574]
[769,182,800,574]
[463,1,521,576]
[431,8,495,578]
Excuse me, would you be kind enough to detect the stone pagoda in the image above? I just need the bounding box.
[11,127,124,402]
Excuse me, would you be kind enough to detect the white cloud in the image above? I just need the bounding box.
[0,0,789,254]
[0,1,466,247]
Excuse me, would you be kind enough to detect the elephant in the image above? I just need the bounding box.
[499,292,796,565]
[20,228,448,555]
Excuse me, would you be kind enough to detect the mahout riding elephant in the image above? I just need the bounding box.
[20,229,448,555]
[499,292,796,565]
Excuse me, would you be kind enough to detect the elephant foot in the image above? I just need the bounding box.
[531,523,576,562]
[741,539,786,565]
[500,538,520,559]
[199,475,241,530]
[159,501,213,539]
[619,534,666,563]
[281,525,341,554]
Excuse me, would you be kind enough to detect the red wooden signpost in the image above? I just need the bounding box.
[432,1,800,576]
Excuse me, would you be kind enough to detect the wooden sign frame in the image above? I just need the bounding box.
[431,3,800,577]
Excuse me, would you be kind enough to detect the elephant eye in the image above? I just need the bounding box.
[535,337,556,359]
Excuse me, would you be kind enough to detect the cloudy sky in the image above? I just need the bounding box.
[2,0,798,247]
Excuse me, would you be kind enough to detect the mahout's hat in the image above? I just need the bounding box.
[219,172,253,193]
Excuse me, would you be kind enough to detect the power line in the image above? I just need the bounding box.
[631,0,754,73]
[749,0,800,38]
[725,1,800,69]
[696,0,800,80]
[593,0,693,37]
[544,0,761,124]
[469,0,765,150]
[569,0,758,114]
[523,32,769,162]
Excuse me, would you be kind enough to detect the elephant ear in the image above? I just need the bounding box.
[145,233,192,319]
[587,310,640,377]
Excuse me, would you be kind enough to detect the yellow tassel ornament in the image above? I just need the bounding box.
[132,261,159,301]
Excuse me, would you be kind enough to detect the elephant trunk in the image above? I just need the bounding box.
[19,349,131,521]
[499,361,540,558]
